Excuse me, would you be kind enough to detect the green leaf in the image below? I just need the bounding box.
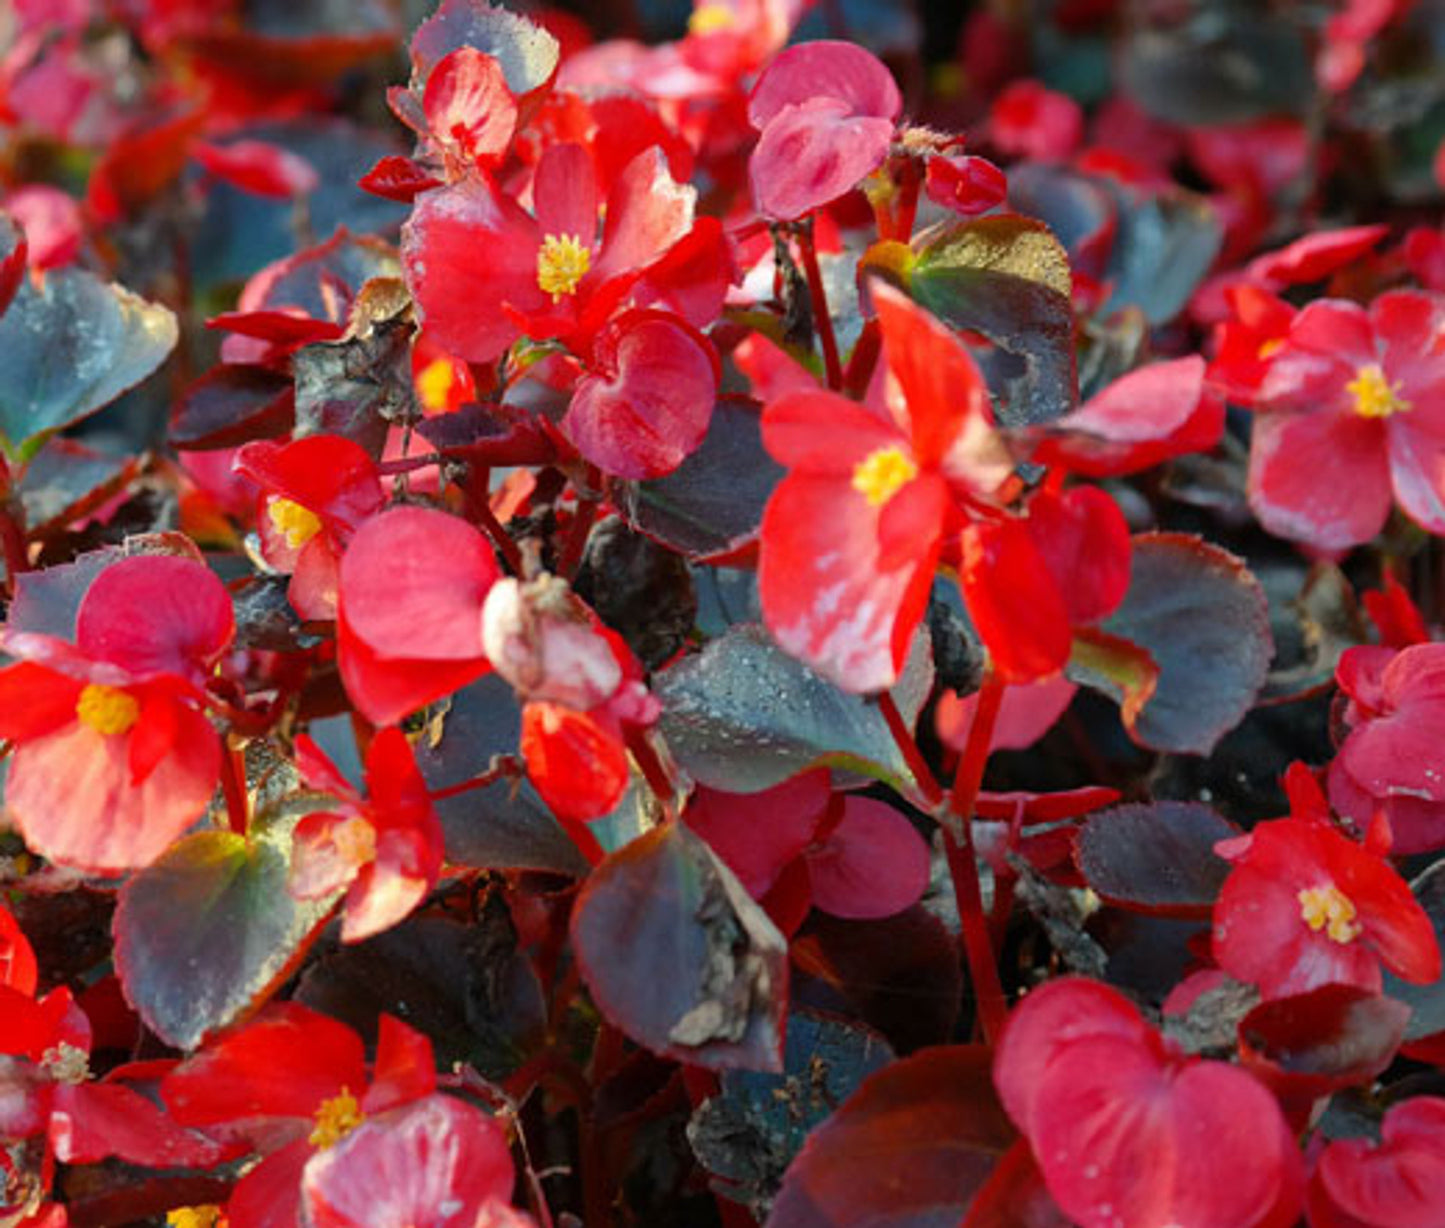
[655,624,933,795]
[1088,534,1273,755]
[113,807,337,1050]
[909,214,1076,427]
[0,268,177,457]
[1075,802,1237,919]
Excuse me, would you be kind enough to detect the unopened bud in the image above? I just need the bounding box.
[481,575,622,710]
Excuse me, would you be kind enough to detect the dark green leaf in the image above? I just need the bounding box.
[621,396,783,560]
[1075,802,1237,918]
[18,439,138,535]
[113,807,337,1050]
[1102,186,1222,325]
[170,365,294,450]
[0,267,177,456]
[1385,858,1445,1040]
[909,214,1076,427]
[409,0,560,94]
[655,623,933,795]
[1092,534,1273,755]
[572,821,788,1072]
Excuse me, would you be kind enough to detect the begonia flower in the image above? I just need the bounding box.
[746,40,901,220]
[1212,808,1439,1000]
[0,556,233,873]
[161,1004,439,1228]
[1307,1096,1445,1227]
[1245,290,1445,550]
[988,79,1084,163]
[994,976,1303,1228]
[759,281,1014,692]
[234,434,385,622]
[289,727,444,943]
[336,506,501,727]
[1329,642,1445,853]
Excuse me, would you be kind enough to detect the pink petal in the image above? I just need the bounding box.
[683,771,830,898]
[806,797,930,919]
[749,100,894,221]
[1248,407,1393,549]
[422,47,518,168]
[747,40,901,129]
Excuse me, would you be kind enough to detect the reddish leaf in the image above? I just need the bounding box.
[766,1046,1014,1227]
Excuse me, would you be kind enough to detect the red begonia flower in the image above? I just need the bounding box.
[0,556,233,873]
[0,971,226,1176]
[924,153,1007,217]
[519,700,631,824]
[337,506,501,727]
[1329,642,1445,853]
[994,977,1303,1228]
[1307,1096,1445,1228]
[1246,290,1445,550]
[417,46,518,174]
[300,1093,532,1228]
[1212,814,1439,999]
[402,143,699,363]
[759,281,1013,692]
[1362,574,1430,649]
[289,727,445,943]
[747,40,900,220]
[162,1004,437,1228]
[1,904,38,996]
[988,79,1084,162]
[234,434,385,622]
[1206,283,1297,404]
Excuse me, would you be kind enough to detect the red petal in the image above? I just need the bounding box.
[1248,408,1392,549]
[364,1015,437,1115]
[761,388,901,473]
[0,663,84,742]
[532,141,597,246]
[402,178,541,363]
[760,472,939,693]
[8,704,219,874]
[750,100,894,220]
[235,435,384,535]
[1315,1097,1445,1228]
[748,40,901,128]
[1026,487,1132,626]
[958,518,1072,684]
[0,905,38,996]
[227,1137,312,1228]
[193,139,319,199]
[593,146,694,285]
[873,281,1004,479]
[805,797,930,920]
[301,1095,516,1228]
[563,309,717,479]
[337,614,491,728]
[49,1081,227,1167]
[1245,224,1388,286]
[161,1002,367,1127]
[937,674,1077,753]
[520,702,630,823]
[339,507,498,663]
[423,47,517,168]
[924,154,1007,217]
[76,556,234,683]
[683,771,830,898]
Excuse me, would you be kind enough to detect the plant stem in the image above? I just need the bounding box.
[943,676,1010,1045]
[796,219,844,391]
[220,739,249,836]
[464,465,525,576]
[876,691,943,809]
[558,467,602,579]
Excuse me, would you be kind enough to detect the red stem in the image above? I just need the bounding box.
[943,676,1010,1046]
[558,471,602,579]
[427,762,510,802]
[624,725,677,819]
[876,691,943,809]
[796,221,844,391]
[376,451,444,475]
[220,740,249,835]
[0,504,28,596]
[464,466,525,576]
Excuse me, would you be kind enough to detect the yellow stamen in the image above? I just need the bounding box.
[167,1207,227,1228]
[75,684,140,737]
[331,815,378,867]
[267,497,323,550]
[1347,363,1411,419]
[416,356,458,414]
[309,1087,365,1149]
[536,233,591,303]
[851,446,918,507]
[1256,337,1284,360]
[688,3,736,35]
[1298,884,1362,944]
[41,1041,90,1085]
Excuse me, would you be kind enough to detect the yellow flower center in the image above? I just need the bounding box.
[167,1207,227,1228]
[75,684,140,737]
[415,356,459,414]
[1298,884,1362,944]
[1347,363,1411,419]
[1256,337,1285,360]
[851,446,918,507]
[688,3,736,35]
[40,1041,90,1085]
[536,233,591,303]
[309,1087,365,1149]
[267,497,323,550]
